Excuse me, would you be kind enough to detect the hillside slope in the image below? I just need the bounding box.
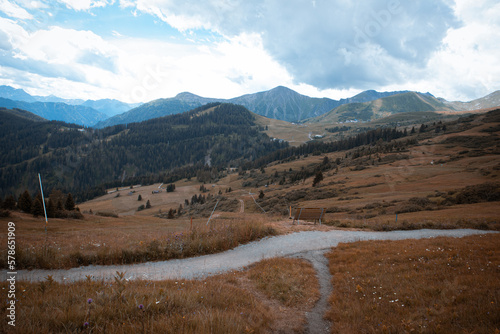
[445,90,500,111]
[0,103,287,200]
[309,92,454,123]
[0,107,47,122]
[94,96,207,128]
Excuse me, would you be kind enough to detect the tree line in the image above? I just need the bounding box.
[0,189,82,219]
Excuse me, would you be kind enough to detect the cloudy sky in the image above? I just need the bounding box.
[0,0,498,103]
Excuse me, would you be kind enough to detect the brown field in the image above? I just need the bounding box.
[326,233,500,333]
[255,113,336,145]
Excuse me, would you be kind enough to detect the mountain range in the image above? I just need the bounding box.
[0,97,108,127]
[94,86,417,127]
[0,86,139,125]
[1,85,499,128]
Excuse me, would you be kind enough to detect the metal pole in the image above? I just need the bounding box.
[249,192,266,213]
[206,198,220,225]
[38,173,48,234]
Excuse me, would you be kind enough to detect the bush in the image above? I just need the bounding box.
[455,183,500,204]
[395,204,423,214]
[96,211,119,218]
[408,197,431,207]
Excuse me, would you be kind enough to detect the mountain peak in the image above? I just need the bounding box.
[175,92,202,99]
[267,86,302,96]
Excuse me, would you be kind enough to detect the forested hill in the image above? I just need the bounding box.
[0,103,287,201]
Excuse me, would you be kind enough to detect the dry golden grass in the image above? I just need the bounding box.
[0,213,276,269]
[248,257,320,307]
[1,258,318,333]
[326,234,500,333]
[79,182,204,216]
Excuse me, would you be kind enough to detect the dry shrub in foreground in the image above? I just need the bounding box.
[1,258,317,333]
[326,234,500,333]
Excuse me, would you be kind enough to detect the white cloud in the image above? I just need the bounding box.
[108,32,294,102]
[0,0,33,19]
[128,0,462,94]
[57,0,113,11]
[13,0,48,9]
[404,0,500,100]
[118,0,134,8]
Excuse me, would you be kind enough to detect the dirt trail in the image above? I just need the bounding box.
[293,250,332,334]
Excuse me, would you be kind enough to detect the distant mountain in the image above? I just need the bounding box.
[33,95,85,105]
[227,86,337,122]
[0,85,137,119]
[0,85,37,102]
[348,89,411,103]
[81,99,140,117]
[94,97,205,128]
[0,98,108,126]
[445,90,500,111]
[95,86,412,127]
[309,92,454,123]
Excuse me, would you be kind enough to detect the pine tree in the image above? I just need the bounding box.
[18,190,33,213]
[47,198,56,218]
[322,156,330,165]
[259,190,265,199]
[138,194,142,201]
[65,193,75,211]
[32,195,44,217]
[146,200,152,209]
[312,171,324,187]
[3,195,16,210]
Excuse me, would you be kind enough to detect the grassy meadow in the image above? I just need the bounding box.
[326,233,500,333]
[0,213,276,270]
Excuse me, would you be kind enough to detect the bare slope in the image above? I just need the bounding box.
[445,90,500,111]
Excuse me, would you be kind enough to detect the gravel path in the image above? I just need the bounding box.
[8,229,495,283]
